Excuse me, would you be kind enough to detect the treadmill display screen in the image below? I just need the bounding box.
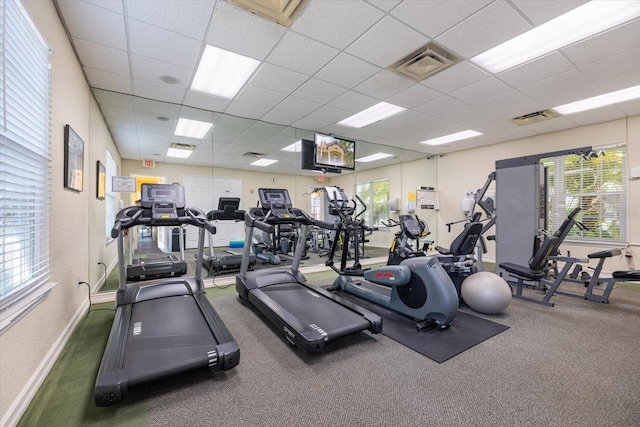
[258,188,292,210]
[141,183,186,209]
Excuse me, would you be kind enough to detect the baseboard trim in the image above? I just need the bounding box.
[1,299,89,427]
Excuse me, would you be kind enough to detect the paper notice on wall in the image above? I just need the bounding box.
[417,188,439,210]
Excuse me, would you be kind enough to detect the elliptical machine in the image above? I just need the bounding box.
[325,187,458,330]
[383,214,431,265]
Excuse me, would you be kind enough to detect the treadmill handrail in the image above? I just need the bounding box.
[246,206,335,231]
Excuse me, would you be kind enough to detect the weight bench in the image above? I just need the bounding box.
[560,248,622,304]
[499,235,568,307]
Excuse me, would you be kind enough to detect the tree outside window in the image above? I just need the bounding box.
[355,179,389,227]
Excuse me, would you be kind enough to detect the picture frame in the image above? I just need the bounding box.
[96,160,106,200]
[64,124,84,192]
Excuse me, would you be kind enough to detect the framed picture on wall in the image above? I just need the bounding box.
[96,160,106,200]
[64,124,84,192]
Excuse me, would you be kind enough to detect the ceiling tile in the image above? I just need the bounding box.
[391,0,491,38]
[582,47,640,87]
[561,19,640,66]
[560,105,627,127]
[132,79,186,104]
[519,69,601,107]
[125,0,213,40]
[450,77,512,104]
[346,16,427,68]
[497,52,575,88]
[474,90,545,119]
[274,96,323,116]
[83,67,132,94]
[365,0,402,13]
[266,32,339,75]
[421,61,488,94]
[248,63,309,95]
[414,95,465,118]
[385,82,442,109]
[511,0,589,25]
[327,91,378,114]
[206,1,286,60]
[128,19,201,68]
[291,78,348,105]
[56,0,127,49]
[308,105,353,123]
[292,0,384,50]
[130,55,192,88]
[292,116,333,132]
[72,38,129,75]
[234,85,288,109]
[436,1,531,58]
[315,53,381,89]
[259,110,303,126]
[353,69,415,100]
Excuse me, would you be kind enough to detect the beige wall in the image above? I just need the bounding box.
[0,1,119,422]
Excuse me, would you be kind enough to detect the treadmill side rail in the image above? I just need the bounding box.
[94,305,131,406]
[194,293,240,370]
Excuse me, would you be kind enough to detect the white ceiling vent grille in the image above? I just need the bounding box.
[510,110,559,125]
[242,151,266,158]
[390,42,462,82]
[225,0,309,28]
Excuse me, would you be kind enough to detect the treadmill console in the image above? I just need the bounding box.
[258,188,293,219]
[141,183,186,219]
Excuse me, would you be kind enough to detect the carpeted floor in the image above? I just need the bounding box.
[18,269,640,427]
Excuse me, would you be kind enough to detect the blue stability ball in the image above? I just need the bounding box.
[461,271,511,314]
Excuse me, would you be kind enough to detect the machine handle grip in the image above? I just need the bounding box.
[111,206,143,237]
[313,219,336,230]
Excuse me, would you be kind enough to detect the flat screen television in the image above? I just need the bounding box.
[313,133,355,171]
[301,139,341,174]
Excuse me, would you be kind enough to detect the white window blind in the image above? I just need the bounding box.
[0,0,52,324]
[105,150,117,240]
[544,144,627,243]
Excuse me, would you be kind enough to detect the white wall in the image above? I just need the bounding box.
[0,1,120,424]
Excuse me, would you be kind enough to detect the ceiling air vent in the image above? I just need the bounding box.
[390,42,462,82]
[242,151,266,158]
[225,0,309,28]
[510,110,560,125]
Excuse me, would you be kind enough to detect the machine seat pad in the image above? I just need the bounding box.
[612,270,640,280]
[435,246,451,255]
[588,248,622,259]
[499,262,546,281]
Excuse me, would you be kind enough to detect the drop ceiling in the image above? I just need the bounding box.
[54,0,640,174]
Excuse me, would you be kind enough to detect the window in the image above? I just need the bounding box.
[0,0,52,329]
[543,144,627,242]
[105,150,117,239]
[355,179,389,227]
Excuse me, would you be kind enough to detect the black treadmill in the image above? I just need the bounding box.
[126,222,187,282]
[202,197,255,276]
[95,183,240,406]
[236,188,382,354]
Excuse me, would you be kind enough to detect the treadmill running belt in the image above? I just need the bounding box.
[259,282,371,338]
[125,296,218,385]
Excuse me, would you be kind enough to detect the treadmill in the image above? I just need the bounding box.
[236,188,382,354]
[95,183,240,406]
[202,197,256,276]
[126,224,188,282]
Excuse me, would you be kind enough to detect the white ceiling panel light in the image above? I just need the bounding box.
[471,1,640,73]
[553,84,640,115]
[356,153,393,163]
[420,130,482,146]
[167,143,196,158]
[191,45,261,99]
[281,140,302,152]
[251,158,278,166]
[174,117,214,139]
[338,102,406,128]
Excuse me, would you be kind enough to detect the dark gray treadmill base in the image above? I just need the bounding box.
[236,269,381,354]
[127,255,188,282]
[95,292,239,406]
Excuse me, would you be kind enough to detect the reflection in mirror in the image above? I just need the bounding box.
[91,89,429,293]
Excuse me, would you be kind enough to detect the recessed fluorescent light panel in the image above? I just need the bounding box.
[167,143,195,159]
[471,1,640,73]
[338,102,406,128]
[174,118,214,139]
[281,140,302,152]
[356,153,393,163]
[553,84,640,115]
[191,45,260,99]
[421,130,482,146]
[250,158,278,167]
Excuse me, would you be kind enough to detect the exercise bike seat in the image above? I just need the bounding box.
[436,222,483,256]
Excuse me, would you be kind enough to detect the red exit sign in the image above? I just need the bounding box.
[142,159,155,168]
